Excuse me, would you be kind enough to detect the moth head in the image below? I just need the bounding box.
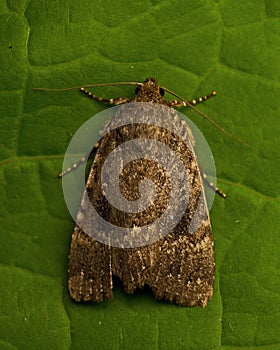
[135,77,165,96]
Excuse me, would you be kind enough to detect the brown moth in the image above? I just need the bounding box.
[64,77,226,307]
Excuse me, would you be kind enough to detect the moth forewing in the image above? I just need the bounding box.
[68,78,216,307]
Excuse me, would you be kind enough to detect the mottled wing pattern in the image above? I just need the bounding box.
[68,228,113,302]
[68,81,214,307]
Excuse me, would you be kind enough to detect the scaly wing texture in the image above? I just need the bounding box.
[68,102,214,306]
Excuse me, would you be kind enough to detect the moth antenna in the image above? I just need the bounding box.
[33,81,248,146]
[33,81,143,92]
[162,86,249,147]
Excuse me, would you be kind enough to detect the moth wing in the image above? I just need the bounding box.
[110,184,215,307]
[68,226,113,302]
[68,102,214,306]
[147,217,214,307]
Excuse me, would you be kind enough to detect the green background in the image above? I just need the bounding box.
[0,0,279,349]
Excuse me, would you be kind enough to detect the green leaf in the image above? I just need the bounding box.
[0,266,70,349]
[1,0,279,349]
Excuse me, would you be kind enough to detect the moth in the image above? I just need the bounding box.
[35,77,228,306]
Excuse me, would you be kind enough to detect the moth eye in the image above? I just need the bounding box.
[160,88,165,96]
[135,86,140,94]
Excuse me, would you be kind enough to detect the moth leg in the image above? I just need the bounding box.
[58,142,99,177]
[170,90,216,108]
[80,87,129,105]
[200,167,227,198]
[189,90,217,105]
